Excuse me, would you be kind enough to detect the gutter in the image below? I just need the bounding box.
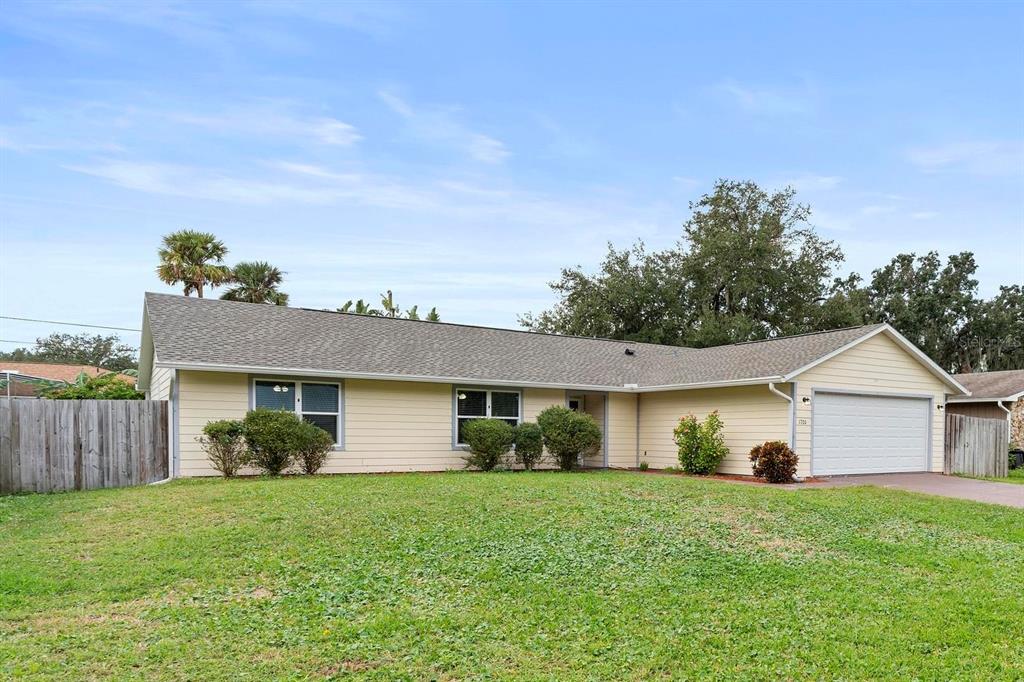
[156,360,788,394]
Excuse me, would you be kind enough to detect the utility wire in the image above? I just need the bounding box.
[0,316,141,332]
[0,339,40,345]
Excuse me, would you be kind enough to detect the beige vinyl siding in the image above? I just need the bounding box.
[523,388,564,422]
[945,402,1011,421]
[178,370,249,477]
[148,366,173,401]
[174,373,572,476]
[582,394,607,467]
[607,392,638,468]
[637,385,790,475]
[334,379,458,473]
[793,332,948,475]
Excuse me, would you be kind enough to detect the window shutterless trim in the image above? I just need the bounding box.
[452,385,522,449]
[249,375,345,450]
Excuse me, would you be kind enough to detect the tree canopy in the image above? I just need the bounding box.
[0,333,138,372]
[157,230,232,298]
[220,261,289,305]
[522,179,1021,372]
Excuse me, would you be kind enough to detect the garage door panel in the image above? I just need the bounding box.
[812,392,929,475]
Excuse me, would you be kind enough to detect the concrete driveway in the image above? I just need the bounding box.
[818,473,1024,508]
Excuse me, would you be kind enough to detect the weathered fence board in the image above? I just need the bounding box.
[0,399,168,495]
[944,413,1009,478]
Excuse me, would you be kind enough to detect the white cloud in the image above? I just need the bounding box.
[906,140,1024,176]
[715,78,819,115]
[377,89,509,163]
[466,134,509,163]
[170,106,362,146]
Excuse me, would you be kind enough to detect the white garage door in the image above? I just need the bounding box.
[812,392,930,475]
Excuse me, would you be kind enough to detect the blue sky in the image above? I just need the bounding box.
[1,1,1022,354]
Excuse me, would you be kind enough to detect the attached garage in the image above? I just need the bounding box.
[810,391,930,475]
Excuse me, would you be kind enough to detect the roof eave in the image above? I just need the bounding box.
[154,360,637,393]
[948,391,1024,403]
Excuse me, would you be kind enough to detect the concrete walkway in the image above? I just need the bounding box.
[816,473,1024,508]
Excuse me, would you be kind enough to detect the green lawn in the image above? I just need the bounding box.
[2,472,1022,680]
[957,467,1024,484]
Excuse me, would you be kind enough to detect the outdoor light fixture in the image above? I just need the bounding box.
[937,404,944,411]
[801,396,811,404]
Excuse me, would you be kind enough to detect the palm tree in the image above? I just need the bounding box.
[220,261,289,305]
[426,307,441,322]
[156,230,231,298]
[380,290,399,318]
[406,305,420,320]
[338,299,381,315]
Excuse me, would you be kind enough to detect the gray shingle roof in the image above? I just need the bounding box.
[144,293,887,390]
[950,370,1024,401]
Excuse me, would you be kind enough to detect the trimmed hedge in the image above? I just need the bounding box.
[537,406,601,471]
[513,422,544,470]
[199,419,248,477]
[462,418,515,471]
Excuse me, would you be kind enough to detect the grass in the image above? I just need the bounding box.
[956,467,1024,484]
[1,472,1022,680]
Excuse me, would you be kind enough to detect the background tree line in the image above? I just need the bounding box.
[520,179,1022,373]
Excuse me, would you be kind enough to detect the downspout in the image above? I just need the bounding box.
[997,400,1013,445]
[768,382,799,479]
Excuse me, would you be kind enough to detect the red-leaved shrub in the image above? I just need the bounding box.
[749,441,798,483]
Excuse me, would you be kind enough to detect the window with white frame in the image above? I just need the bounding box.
[455,388,520,444]
[253,379,342,445]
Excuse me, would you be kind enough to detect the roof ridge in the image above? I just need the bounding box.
[726,324,881,347]
[145,292,689,350]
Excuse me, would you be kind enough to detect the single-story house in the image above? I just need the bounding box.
[137,293,969,478]
[947,369,1024,447]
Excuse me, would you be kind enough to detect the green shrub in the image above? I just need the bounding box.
[537,405,602,471]
[199,419,248,477]
[242,408,304,475]
[638,460,649,471]
[43,373,143,400]
[294,421,335,475]
[513,422,544,470]
[462,419,515,471]
[673,411,729,475]
[749,440,798,483]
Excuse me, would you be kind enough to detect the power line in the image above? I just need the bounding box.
[0,316,141,332]
[0,339,39,345]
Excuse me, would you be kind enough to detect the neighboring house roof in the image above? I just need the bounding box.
[0,362,134,384]
[139,292,967,393]
[0,362,135,397]
[949,369,1024,402]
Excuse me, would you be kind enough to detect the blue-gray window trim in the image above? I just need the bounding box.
[452,384,523,449]
[249,374,345,450]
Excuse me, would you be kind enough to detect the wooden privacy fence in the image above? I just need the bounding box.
[944,413,1009,478]
[0,399,169,495]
